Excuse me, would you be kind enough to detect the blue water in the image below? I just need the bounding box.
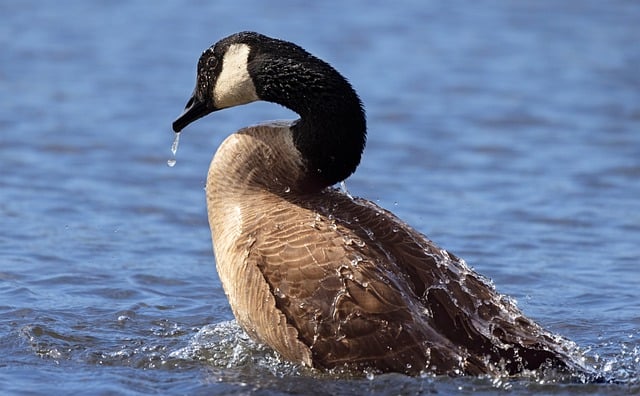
[1,0,639,394]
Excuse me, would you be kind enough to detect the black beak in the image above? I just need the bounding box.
[172,93,211,133]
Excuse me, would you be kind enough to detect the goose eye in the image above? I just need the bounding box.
[198,50,217,74]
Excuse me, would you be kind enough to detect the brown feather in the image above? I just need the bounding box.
[206,122,580,376]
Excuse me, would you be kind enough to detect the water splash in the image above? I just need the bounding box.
[167,132,181,167]
[169,321,303,377]
[340,181,353,199]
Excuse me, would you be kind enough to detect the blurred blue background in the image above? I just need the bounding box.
[1,1,639,394]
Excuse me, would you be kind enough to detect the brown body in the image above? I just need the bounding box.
[206,122,577,375]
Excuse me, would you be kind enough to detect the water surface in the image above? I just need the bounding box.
[1,0,639,394]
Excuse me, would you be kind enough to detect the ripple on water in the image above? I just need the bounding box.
[20,323,98,361]
[8,310,640,393]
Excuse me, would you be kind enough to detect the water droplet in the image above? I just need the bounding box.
[274,287,286,298]
[167,132,181,167]
[364,228,375,240]
[284,186,291,193]
[171,132,180,155]
[366,371,375,380]
[350,254,363,267]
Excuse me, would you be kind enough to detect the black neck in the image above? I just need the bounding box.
[248,46,367,189]
[291,95,366,189]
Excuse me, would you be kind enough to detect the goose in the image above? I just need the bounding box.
[172,31,583,376]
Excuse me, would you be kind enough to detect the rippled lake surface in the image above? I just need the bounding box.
[1,1,639,394]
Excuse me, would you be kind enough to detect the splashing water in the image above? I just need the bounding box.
[340,181,353,199]
[167,132,180,167]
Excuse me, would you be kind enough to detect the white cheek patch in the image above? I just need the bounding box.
[213,43,259,109]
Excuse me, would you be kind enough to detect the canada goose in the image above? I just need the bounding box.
[172,31,583,376]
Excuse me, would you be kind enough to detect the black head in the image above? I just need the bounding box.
[172,32,367,187]
[173,32,267,133]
